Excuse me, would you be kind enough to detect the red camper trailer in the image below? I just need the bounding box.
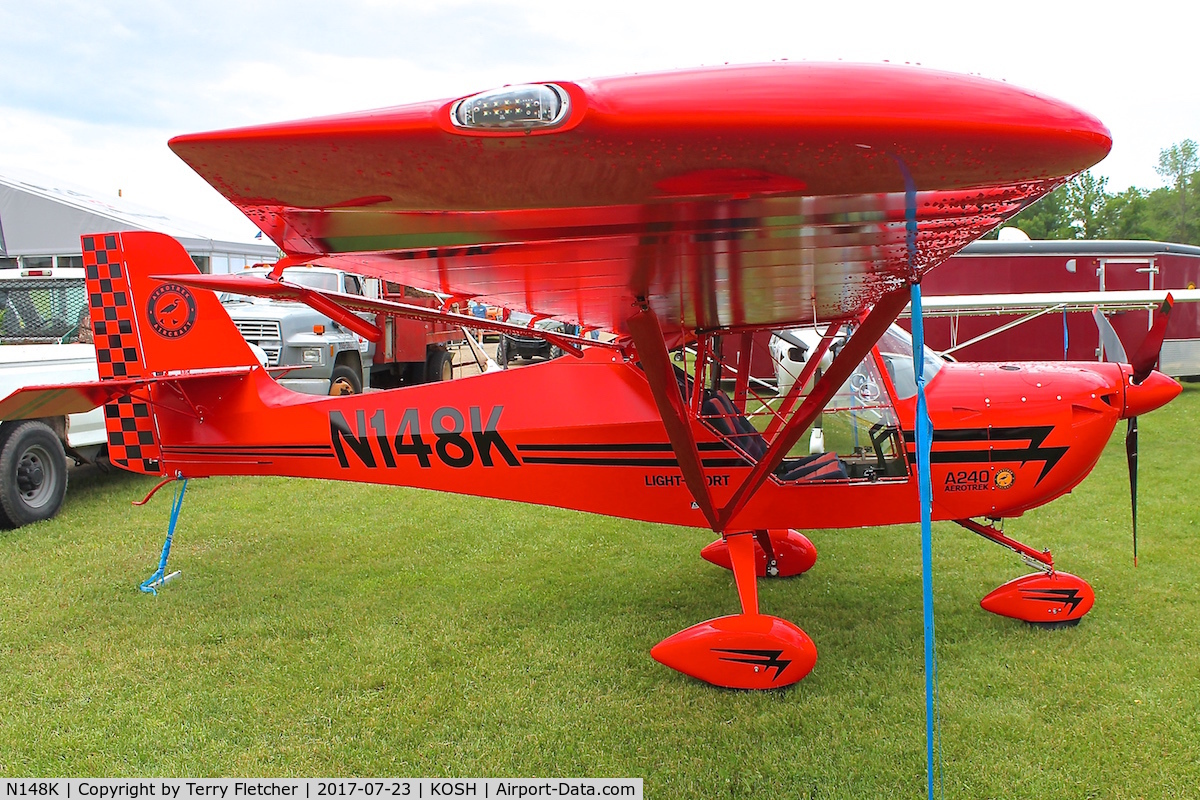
[908,240,1200,377]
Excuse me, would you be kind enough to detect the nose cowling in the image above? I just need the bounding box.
[1122,368,1182,419]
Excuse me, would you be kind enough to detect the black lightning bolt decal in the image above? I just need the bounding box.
[1019,587,1084,613]
[711,648,792,681]
[903,425,1069,486]
[995,427,1071,484]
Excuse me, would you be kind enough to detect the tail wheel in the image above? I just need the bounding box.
[0,421,69,529]
[328,364,363,395]
[427,349,454,382]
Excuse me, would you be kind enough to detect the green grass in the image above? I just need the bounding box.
[3,388,1200,797]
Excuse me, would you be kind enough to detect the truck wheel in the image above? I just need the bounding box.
[329,364,363,395]
[0,421,69,529]
[427,349,453,382]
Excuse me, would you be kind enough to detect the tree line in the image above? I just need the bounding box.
[990,140,1199,245]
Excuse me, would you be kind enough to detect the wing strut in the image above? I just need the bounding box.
[716,287,911,531]
[627,304,718,530]
[167,273,618,357]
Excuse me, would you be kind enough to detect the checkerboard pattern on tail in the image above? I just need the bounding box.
[83,234,162,474]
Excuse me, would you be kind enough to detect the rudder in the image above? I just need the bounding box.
[83,231,259,474]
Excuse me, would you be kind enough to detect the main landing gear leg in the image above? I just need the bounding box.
[957,518,1095,627]
[652,531,818,688]
[700,529,818,577]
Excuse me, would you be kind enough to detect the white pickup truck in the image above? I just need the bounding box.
[0,268,107,528]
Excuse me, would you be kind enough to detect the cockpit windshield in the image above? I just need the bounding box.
[876,324,945,400]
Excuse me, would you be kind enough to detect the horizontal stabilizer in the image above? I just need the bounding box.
[0,380,145,420]
[0,368,256,422]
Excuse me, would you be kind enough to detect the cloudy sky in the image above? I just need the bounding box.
[1,0,1196,241]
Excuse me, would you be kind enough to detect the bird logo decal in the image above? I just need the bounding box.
[147,283,198,339]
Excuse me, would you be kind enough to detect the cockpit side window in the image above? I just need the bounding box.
[693,324,911,484]
[812,326,907,480]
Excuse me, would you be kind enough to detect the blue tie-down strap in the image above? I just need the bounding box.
[139,478,188,595]
[910,282,944,800]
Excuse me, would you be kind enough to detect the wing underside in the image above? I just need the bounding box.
[289,183,1059,337]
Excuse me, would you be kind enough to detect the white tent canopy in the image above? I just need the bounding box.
[0,167,277,272]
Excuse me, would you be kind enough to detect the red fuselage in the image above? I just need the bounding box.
[142,348,1176,532]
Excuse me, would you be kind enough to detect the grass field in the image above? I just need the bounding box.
[2,386,1199,797]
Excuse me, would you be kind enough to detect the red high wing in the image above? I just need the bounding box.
[169,62,1111,334]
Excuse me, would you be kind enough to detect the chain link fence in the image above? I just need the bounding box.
[0,276,90,343]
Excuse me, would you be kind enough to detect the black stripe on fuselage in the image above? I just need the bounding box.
[161,444,336,459]
[516,440,745,468]
[902,425,1067,484]
[520,455,748,468]
[515,441,730,453]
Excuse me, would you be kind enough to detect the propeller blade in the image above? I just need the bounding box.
[1126,416,1138,567]
[1130,293,1175,384]
[1092,306,1128,363]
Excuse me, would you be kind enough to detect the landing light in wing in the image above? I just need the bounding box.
[451,84,569,130]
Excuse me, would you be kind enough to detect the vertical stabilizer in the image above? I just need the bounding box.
[82,231,258,474]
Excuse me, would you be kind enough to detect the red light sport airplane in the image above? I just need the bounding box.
[0,63,1182,689]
